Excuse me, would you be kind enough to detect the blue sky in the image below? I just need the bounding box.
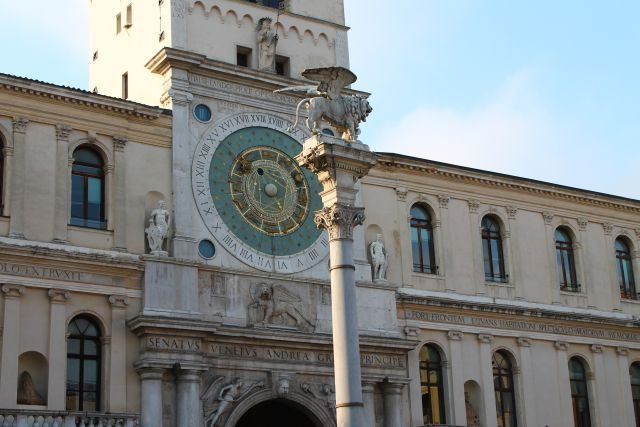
[1,1,638,198]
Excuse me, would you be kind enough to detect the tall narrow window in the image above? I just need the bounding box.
[410,205,436,273]
[66,316,101,411]
[630,362,640,426]
[569,358,591,427]
[125,4,133,27]
[493,351,517,427]
[420,344,446,425]
[482,216,506,282]
[616,238,636,300]
[122,72,129,100]
[71,147,106,229]
[556,227,578,291]
[116,13,122,34]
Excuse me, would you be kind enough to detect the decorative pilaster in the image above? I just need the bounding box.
[361,381,376,427]
[516,337,537,426]
[9,118,29,238]
[108,295,129,412]
[590,344,610,425]
[447,330,466,424]
[53,125,72,244]
[1,142,14,217]
[168,88,196,258]
[47,289,70,409]
[477,334,497,427]
[296,134,377,427]
[0,284,25,407]
[554,341,573,427]
[112,136,128,251]
[616,347,635,426]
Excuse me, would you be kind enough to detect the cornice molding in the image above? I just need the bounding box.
[0,75,166,121]
[376,155,640,214]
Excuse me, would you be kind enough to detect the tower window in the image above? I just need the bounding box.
[125,4,133,28]
[92,51,98,61]
[237,46,252,68]
[275,56,289,76]
[122,72,129,100]
[116,13,122,34]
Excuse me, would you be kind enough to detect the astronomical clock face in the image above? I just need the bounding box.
[192,112,328,273]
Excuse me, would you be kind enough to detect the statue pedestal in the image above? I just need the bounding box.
[296,134,377,427]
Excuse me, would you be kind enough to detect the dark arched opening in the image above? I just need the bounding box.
[236,399,322,427]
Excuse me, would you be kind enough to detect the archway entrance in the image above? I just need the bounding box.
[236,399,321,427]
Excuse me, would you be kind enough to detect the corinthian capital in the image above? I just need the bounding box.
[12,117,29,134]
[314,204,365,241]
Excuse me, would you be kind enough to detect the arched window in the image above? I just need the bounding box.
[66,316,101,411]
[420,344,446,424]
[482,216,506,282]
[410,205,436,273]
[630,362,640,425]
[493,350,517,427]
[569,358,591,427]
[555,227,578,291]
[616,238,636,300]
[71,147,106,229]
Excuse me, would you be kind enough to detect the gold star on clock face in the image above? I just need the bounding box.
[229,145,310,236]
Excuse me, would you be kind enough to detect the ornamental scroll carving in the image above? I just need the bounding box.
[314,204,365,241]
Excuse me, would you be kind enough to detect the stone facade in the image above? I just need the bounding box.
[0,1,639,427]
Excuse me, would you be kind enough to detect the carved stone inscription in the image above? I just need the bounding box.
[406,310,640,343]
[144,336,406,368]
[0,262,85,282]
[189,75,298,105]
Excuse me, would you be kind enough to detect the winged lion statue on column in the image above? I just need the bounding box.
[274,67,372,142]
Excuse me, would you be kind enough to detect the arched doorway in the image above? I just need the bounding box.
[236,399,321,427]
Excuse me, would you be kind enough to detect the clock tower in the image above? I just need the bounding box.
[90,2,403,427]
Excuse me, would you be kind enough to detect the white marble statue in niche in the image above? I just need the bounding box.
[247,283,315,331]
[256,17,278,72]
[201,376,264,427]
[145,200,170,256]
[369,234,388,282]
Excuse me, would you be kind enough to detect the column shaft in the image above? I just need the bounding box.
[447,331,466,425]
[109,296,129,412]
[140,369,164,427]
[591,346,610,425]
[516,338,537,427]
[554,342,573,427]
[616,348,635,426]
[382,382,403,427]
[176,370,201,427]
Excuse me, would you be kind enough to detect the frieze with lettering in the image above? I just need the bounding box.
[146,336,202,352]
[189,75,298,105]
[406,310,640,343]
[0,262,84,282]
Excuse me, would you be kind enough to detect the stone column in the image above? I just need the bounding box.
[0,284,25,407]
[361,381,376,427]
[108,295,129,412]
[616,347,635,426]
[139,368,165,427]
[111,137,128,251]
[176,369,201,427]
[47,289,70,409]
[297,135,377,427]
[554,341,573,427]
[477,333,497,427]
[167,87,196,259]
[516,337,537,427]
[53,125,72,243]
[447,330,466,425]
[382,381,403,427]
[8,118,28,238]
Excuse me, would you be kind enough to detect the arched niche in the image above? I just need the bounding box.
[17,351,48,405]
[463,380,482,427]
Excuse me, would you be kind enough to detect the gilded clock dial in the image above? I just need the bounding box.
[229,146,310,236]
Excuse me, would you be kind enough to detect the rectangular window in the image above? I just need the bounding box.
[116,13,122,34]
[125,4,133,28]
[122,72,129,99]
[275,55,289,76]
[237,46,252,67]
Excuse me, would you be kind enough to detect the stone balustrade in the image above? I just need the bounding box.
[0,411,139,427]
